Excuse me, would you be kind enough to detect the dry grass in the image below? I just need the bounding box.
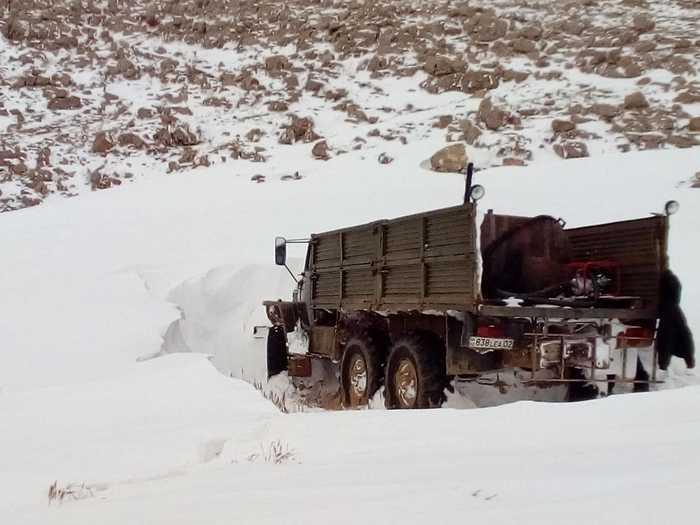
[247,439,296,465]
[47,481,95,505]
[251,379,290,413]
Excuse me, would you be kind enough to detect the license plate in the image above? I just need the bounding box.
[468,336,515,353]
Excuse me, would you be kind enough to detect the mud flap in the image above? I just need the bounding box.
[267,325,288,379]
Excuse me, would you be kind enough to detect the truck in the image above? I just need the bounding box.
[263,166,694,409]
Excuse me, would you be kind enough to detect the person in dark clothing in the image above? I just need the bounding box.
[656,269,695,370]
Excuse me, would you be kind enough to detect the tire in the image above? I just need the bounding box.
[385,332,446,409]
[266,326,287,379]
[341,335,383,408]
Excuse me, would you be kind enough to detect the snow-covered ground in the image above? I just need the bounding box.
[1,140,699,522]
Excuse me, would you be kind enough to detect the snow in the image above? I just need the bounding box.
[1,142,700,522]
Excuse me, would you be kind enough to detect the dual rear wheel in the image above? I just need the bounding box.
[340,332,446,410]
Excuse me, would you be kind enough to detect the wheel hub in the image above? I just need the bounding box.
[395,358,418,408]
[348,354,368,401]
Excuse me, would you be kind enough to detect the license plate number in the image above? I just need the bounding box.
[468,336,515,352]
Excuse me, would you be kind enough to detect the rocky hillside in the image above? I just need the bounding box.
[1,0,699,212]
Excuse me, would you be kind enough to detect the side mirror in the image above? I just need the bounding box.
[275,237,287,266]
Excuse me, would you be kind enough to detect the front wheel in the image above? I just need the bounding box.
[385,332,446,409]
[340,336,383,408]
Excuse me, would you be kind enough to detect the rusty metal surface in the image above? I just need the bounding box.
[479,304,658,320]
[566,215,667,310]
[310,204,478,313]
[287,355,312,377]
[309,326,338,359]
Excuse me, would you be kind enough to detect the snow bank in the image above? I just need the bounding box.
[1,134,699,523]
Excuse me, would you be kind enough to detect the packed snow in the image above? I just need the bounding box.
[2,139,699,523]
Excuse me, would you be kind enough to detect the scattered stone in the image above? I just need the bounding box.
[632,15,655,33]
[624,91,649,110]
[251,174,265,183]
[552,119,576,133]
[137,107,154,119]
[92,132,114,154]
[48,94,82,110]
[281,171,303,181]
[667,135,699,148]
[478,98,507,131]
[688,117,700,132]
[512,38,536,54]
[430,143,467,173]
[554,141,589,159]
[691,172,700,188]
[246,128,264,142]
[423,55,457,76]
[265,55,290,72]
[377,152,394,164]
[433,115,453,129]
[268,101,288,112]
[591,103,621,120]
[279,115,320,144]
[118,133,146,149]
[459,120,482,145]
[311,140,330,160]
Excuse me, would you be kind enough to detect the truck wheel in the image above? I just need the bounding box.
[267,326,287,379]
[341,336,383,408]
[385,332,446,409]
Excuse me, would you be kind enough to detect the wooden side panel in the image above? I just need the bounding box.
[566,216,666,308]
[310,204,477,312]
[343,229,374,266]
[313,234,340,269]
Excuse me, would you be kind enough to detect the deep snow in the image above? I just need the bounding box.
[2,143,699,523]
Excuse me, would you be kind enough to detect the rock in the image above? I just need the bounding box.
[311,140,330,160]
[378,152,394,165]
[137,107,153,119]
[688,117,700,132]
[172,125,200,146]
[667,135,699,148]
[92,132,114,154]
[461,70,500,93]
[591,103,621,120]
[675,91,700,104]
[554,141,589,159]
[459,120,482,145]
[512,38,536,54]
[692,172,700,188]
[552,119,576,133]
[430,143,467,173]
[264,55,290,72]
[251,174,265,183]
[624,91,649,110]
[466,14,508,42]
[282,115,320,143]
[478,98,507,131]
[632,15,655,33]
[423,55,457,77]
[48,95,82,110]
[519,25,543,40]
[246,128,264,142]
[433,115,453,129]
[305,77,324,93]
[503,158,526,166]
[118,133,146,149]
[268,100,288,112]
[281,171,303,181]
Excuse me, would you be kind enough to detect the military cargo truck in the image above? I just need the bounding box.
[263,170,693,409]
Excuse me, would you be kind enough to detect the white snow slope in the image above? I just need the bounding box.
[1,143,699,523]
